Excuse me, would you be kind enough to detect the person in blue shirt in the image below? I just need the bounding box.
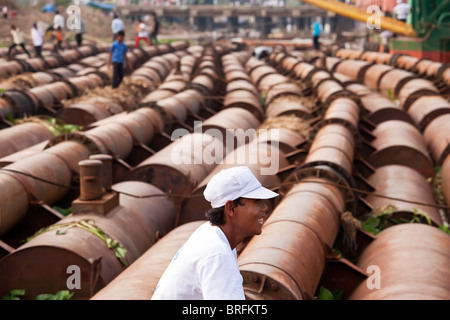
[312,18,322,50]
[107,31,129,89]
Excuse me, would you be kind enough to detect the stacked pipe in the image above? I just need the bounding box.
[2,45,192,234]
[326,53,450,210]
[0,158,178,299]
[321,56,438,179]
[0,43,174,122]
[349,224,450,300]
[0,46,189,162]
[0,44,103,79]
[0,42,236,298]
[0,106,166,241]
[0,49,114,120]
[334,48,449,90]
[60,50,184,126]
[324,72,443,226]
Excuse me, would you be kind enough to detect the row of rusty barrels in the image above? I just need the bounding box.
[0,41,190,122]
[0,41,255,299]
[0,44,111,79]
[305,50,450,299]
[0,42,196,246]
[333,48,450,90]
[0,43,190,163]
[320,53,450,216]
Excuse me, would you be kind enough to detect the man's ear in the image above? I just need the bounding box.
[224,200,236,218]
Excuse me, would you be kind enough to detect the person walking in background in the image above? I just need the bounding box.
[31,22,44,58]
[7,25,31,58]
[149,12,159,45]
[393,0,411,23]
[2,6,8,19]
[75,16,85,47]
[111,13,124,41]
[54,26,63,51]
[108,30,129,89]
[135,18,150,48]
[53,10,64,30]
[312,18,322,51]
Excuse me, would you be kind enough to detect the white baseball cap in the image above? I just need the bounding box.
[204,166,279,208]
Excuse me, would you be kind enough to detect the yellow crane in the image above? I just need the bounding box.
[300,0,416,37]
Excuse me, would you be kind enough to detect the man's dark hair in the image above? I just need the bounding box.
[206,198,243,226]
[117,30,125,37]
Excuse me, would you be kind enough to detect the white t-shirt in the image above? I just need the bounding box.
[138,22,148,38]
[11,29,24,44]
[394,3,411,20]
[53,14,64,29]
[151,222,246,300]
[31,27,43,46]
[111,18,124,34]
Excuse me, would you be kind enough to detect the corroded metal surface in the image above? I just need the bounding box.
[368,120,434,178]
[350,224,450,300]
[0,181,177,300]
[365,165,442,226]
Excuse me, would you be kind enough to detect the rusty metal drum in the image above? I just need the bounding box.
[349,224,450,300]
[423,114,450,165]
[128,133,227,202]
[0,181,177,300]
[365,165,442,226]
[368,120,434,178]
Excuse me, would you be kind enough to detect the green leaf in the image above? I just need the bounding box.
[35,290,73,300]
[5,114,15,124]
[3,289,26,300]
[317,286,334,300]
[439,223,450,235]
[333,290,344,300]
[52,205,72,216]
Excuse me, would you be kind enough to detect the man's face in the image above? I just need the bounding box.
[233,198,269,236]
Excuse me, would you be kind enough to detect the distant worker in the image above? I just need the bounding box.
[75,16,85,47]
[149,12,159,45]
[152,166,279,300]
[7,25,31,58]
[53,10,64,30]
[31,22,44,58]
[108,30,129,89]
[379,11,394,53]
[111,13,125,41]
[393,0,411,23]
[135,18,150,48]
[2,5,8,19]
[54,26,63,52]
[312,18,322,51]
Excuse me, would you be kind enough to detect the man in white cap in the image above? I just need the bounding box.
[151,166,278,300]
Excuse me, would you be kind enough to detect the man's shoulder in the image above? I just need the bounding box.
[187,223,231,252]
